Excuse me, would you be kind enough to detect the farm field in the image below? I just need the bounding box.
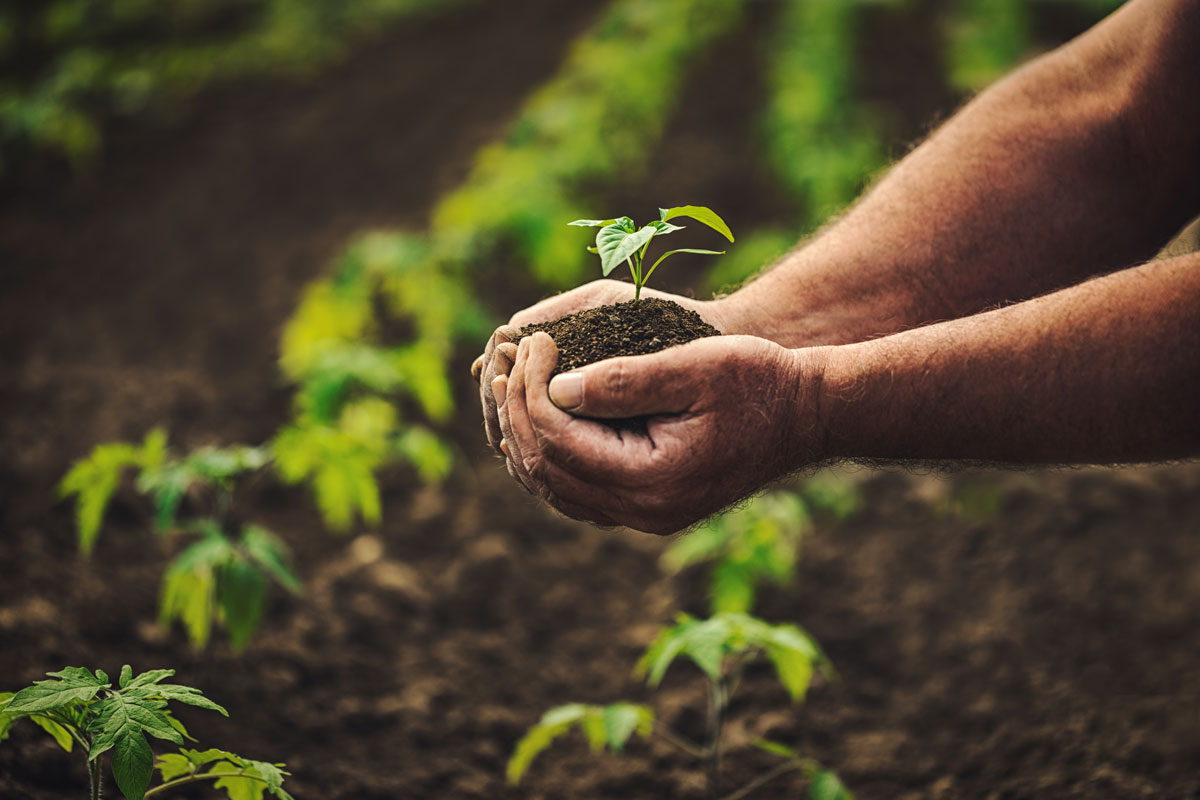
[2,1,1199,798]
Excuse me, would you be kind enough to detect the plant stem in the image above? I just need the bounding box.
[652,722,707,759]
[718,758,818,800]
[705,677,729,799]
[143,771,270,797]
[88,757,101,800]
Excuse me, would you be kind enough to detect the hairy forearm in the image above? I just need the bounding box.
[716,0,1200,348]
[813,253,1200,464]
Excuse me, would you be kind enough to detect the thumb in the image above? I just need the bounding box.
[548,352,699,418]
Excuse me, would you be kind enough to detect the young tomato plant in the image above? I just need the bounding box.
[0,665,292,800]
[508,612,851,800]
[662,479,860,615]
[570,205,735,300]
[59,429,300,652]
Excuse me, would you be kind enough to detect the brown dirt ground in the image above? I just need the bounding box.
[3,2,1199,799]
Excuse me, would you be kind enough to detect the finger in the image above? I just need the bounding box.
[470,354,485,380]
[498,344,538,493]
[522,333,653,487]
[545,338,725,419]
[481,333,520,452]
[494,342,518,374]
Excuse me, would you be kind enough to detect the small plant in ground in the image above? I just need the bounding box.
[662,478,860,615]
[569,206,735,300]
[508,612,851,799]
[0,665,292,800]
[59,429,300,651]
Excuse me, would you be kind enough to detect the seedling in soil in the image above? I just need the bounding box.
[0,665,293,800]
[570,206,734,300]
[508,612,851,799]
[60,429,300,651]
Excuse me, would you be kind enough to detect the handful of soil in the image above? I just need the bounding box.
[518,297,720,374]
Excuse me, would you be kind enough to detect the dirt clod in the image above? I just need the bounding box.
[518,297,720,374]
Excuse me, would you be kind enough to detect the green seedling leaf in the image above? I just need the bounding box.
[596,223,658,277]
[507,704,586,785]
[119,665,133,689]
[217,559,268,654]
[7,667,109,714]
[602,703,650,752]
[31,713,75,751]
[88,692,182,759]
[811,769,853,800]
[567,218,616,227]
[659,206,735,242]
[765,643,814,702]
[240,525,302,594]
[155,752,195,782]
[642,248,725,285]
[0,693,14,743]
[753,738,798,758]
[111,726,154,800]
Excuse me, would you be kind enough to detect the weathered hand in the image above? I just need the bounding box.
[492,330,827,534]
[470,279,727,458]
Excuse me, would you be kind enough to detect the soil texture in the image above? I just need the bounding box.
[519,297,720,374]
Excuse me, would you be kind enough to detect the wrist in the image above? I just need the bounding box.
[777,344,836,471]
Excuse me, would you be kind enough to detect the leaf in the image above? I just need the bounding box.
[648,219,685,234]
[160,536,231,649]
[595,223,658,277]
[659,205,735,242]
[642,248,726,285]
[58,442,140,556]
[7,667,109,714]
[0,693,14,743]
[396,426,453,484]
[148,684,228,718]
[753,738,798,758]
[810,769,853,800]
[635,623,689,687]
[213,762,267,800]
[88,692,182,759]
[31,714,74,751]
[765,643,814,702]
[580,710,607,752]
[240,525,302,594]
[125,670,176,689]
[217,559,268,654]
[111,726,154,800]
[119,665,133,689]
[602,704,649,752]
[506,704,586,785]
[567,218,616,227]
[710,559,754,614]
[156,752,194,782]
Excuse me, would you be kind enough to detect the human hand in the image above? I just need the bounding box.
[491,331,827,534]
[470,279,728,457]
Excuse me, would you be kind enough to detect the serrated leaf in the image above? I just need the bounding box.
[149,684,228,717]
[659,205,735,242]
[810,769,853,800]
[212,759,288,800]
[0,692,15,743]
[753,738,798,758]
[596,223,657,277]
[111,727,154,800]
[125,669,175,689]
[88,692,181,760]
[31,714,74,751]
[7,667,109,713]
[635,624,689,687]
[119,665,132,689]
[164,710,192,742]
[217,559,267,654]
[58,441,140,556]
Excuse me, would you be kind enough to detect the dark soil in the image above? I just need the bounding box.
[4,3,1200,800]
[519,297,721,374]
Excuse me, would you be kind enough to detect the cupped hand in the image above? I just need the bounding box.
[491,330,828,534]
[470,279,729,458]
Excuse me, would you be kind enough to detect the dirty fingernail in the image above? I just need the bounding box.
[499,439,511,458]
[548,372,582,410]
[492,375,508,408]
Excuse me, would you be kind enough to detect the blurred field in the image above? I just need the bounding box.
[2,1,1199,798]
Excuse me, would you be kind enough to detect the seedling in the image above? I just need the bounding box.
[508,612,851,799]
[569,206,735,300]
[0,665,292,800]
[60,429,300,651]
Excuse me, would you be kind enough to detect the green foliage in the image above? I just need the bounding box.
[506,702,653,785]
[635,612,826,702]
[0,666,288,800]
[662,479,858,615]
[762,0,884,230]
[60,430,300,652]
[430,0,743,287]
[59,428,166,555]
[0,0,470,167]
[810,769,855,800]
[571,206,732,299]
[946,0,1031,92]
